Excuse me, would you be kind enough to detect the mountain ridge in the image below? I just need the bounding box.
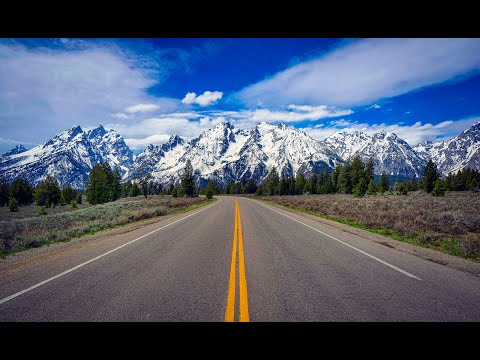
[1,121,479,189]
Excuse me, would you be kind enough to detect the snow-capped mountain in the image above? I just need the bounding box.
[130,135,186,177]
[1,121,479,189]
[135,121,342,186]
[324,130,427,177]
[413,122,480,176]
[0,125,134,189]
[1,144,27,158]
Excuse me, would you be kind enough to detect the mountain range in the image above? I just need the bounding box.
[1,121,479,189]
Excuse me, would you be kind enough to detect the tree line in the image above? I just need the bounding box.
[2,157,478,212]
[0,175,82,212]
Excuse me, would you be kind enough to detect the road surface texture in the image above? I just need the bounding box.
[1,196,479,321]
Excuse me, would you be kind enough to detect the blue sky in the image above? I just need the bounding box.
[1,38,479,153]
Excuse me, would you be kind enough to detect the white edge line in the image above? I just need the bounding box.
[0,199,221,306]
[250,199,422,281]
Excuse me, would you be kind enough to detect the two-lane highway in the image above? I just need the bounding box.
[1,196,480,321]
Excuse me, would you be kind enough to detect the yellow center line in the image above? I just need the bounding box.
[225,200,238,322]
[237,201,250,322]
[225,199,249,322]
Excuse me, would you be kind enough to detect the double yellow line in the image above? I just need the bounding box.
[225,200,249,322]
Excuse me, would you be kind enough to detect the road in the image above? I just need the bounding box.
[1,196,479,321]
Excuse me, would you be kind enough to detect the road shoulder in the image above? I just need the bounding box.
[250,197,480,277]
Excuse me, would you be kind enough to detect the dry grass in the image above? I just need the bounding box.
[0,195,209,256]
[260,192,480,260]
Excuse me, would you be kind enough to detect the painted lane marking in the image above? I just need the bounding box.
[252,199,422,281]
[0,200,220,306]
[225,200,250,322]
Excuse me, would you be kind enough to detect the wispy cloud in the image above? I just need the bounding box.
[237,38,480,107]
[366,104,381,110]
[250,105,352,123]
[125,103,160,113]
[182,91,223,106]
[110,112,129,119]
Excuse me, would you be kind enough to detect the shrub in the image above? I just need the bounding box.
[431,180,445,197]
[8,197,18,212]
[206,187,214,199]
[76,193,83,204]
[71,200,78,209]
[397,183,409,195]
[39,206,47,215]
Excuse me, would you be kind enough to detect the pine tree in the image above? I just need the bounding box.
[422,160,440,193]
[337,164,352,194]
[35,176,61,207]
[181,160,196,197]
[295,173,306,195]
[129,183,140,197]
[410,177,419,191]
[309,169,318,195]
[138,173,153,198]
[365,158,375,182]
[380,171,389,194]
[366,179,376,195]
[75,193,83,204]
[112,168,123,200]
[62,185,77,204]
[11,178,33,206]
[352,177,368,197]
[171,187,178,198]
[431,179,445,197]
[350,156,364,189]
[265,167,279,196]
[0,176,9,207]
[205,180,214,199]
[243,178,257,194]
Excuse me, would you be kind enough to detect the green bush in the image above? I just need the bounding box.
[8,197,18,212]
[71,200,78,209]
[431,180,445,197]
[397,183,409,195]
[206,187,214,199]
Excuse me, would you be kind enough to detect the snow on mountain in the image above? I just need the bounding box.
[1,144,27,158]
[1,120,479,189]
[131,135,186,177]
[324,130,427,178]
[139,121,342,186]
[414,122,480,176]
[0,125,134,189]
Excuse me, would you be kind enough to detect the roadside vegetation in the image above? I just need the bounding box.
[0,160,213,256]
[249,157,480,261]
[258,193,480,261]
[0,195,212,256]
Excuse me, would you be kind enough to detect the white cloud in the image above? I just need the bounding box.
[237,38,480,107]
[125,103,160,114]
[366,104,381,110]
[182,91,223,106]
[106,115,230,149]
[110,112,129,119]
[124,134,171,149]
[0,40,181,153]
[250,106,352,123]
[301,116,480,146]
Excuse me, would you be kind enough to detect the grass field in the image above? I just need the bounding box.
[0,195,213,256]
[258,192,480,261]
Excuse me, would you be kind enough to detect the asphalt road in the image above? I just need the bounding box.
[1,196,479,321]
